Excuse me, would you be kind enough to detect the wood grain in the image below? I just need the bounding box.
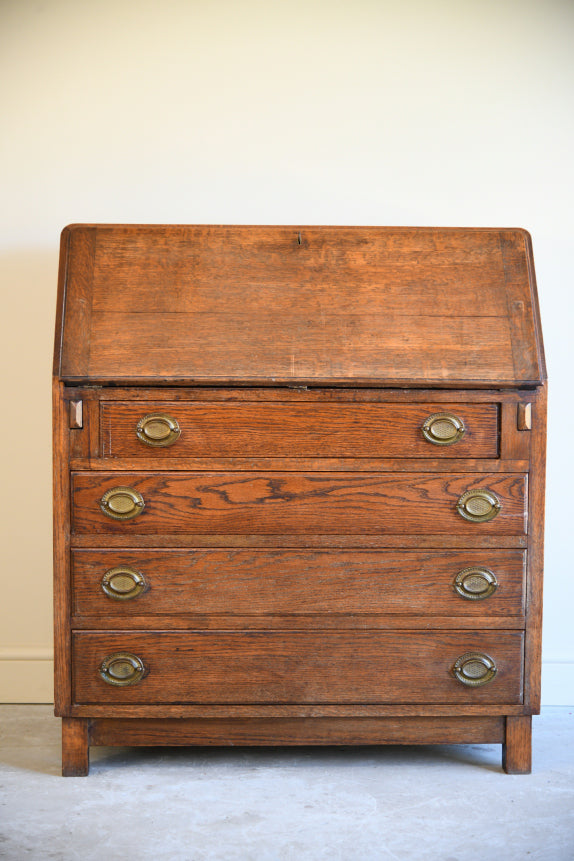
[59,227,96,378]
[54,226,546,773]
[89,715,505,747]
[71,548,525,617]
[56,225,545,386]
[71,471,527,535]
[523,383,547,711]
[71,703,533,719]
[503,715,532,774]
[70,615,525,632]
[100,401,499,459]
[70,532,528,550]
[53,379,72,715]
[61,717,89,776]
[72,630,524,705]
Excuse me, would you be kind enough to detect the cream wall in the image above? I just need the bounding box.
[1,0,573,703]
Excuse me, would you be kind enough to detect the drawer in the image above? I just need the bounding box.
[100,401,499,459]
[72,549,525,617]
[72,630,524,704]
[71,472,527,535]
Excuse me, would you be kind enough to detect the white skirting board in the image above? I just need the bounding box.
[0,654,53,704]
[1,657,573,706]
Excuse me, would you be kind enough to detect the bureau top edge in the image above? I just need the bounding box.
[54,224,546,387]
[57,378,546,391]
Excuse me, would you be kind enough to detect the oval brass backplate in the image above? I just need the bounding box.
[453,566,498,600]
[99,652,146,686]
[456,489,502,523]
[452,652,497,687]
[421,412,465,446]
[100,487,145,520]
[101,566,147,600]
[136,413,181,448]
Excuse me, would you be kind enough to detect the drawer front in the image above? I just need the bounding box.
[73,630,524,704]
[72,549,525,616]
[100,401,499,459]
[71,472,527,535]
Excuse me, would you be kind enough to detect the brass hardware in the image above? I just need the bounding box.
[453,566,498,600]
[456,489,502,523]
[452,652,497,687]
[69,399,83,429]
[517,403,532,431]
[421,412,465,446]
[99,652,146,686]
[101,566,146,600]
[136,413,180,447]
[100,486,145,520]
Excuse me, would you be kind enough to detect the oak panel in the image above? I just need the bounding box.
[71,471,527,535]
[90,715,505,746]
[56,225,545,386]
[100,401,499,459]
[72,548,525,617]
[73,630,524,705]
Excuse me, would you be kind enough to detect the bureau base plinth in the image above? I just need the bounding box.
[61,714,532,776]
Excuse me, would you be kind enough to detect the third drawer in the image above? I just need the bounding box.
[72,549,526,617]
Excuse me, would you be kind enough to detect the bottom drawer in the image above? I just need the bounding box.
[73,631,524,705]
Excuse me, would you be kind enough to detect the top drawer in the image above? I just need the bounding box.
[100,401,499,459]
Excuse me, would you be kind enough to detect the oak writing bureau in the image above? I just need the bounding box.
[53,225,546,775]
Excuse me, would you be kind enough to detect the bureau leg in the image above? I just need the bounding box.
[62,718,90,776]
[503,716,532,774]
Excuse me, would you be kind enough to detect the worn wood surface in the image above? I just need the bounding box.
[53,226,546,773]
[71,471,527,535]
[100,401,499,459]
[53,380,72,716]
[71,548,525,617]
[61,717,89,776]
[89,715,505,747]
[503,715,532,774]
[56,225,545,386]
[523,384,547,711]
[71,615,525,632]
[71,702,533,719]
[72,630,524,705]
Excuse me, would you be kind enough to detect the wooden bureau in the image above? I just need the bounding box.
[53,225,546,775]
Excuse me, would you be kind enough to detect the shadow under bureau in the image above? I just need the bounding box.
[53,225,546,775]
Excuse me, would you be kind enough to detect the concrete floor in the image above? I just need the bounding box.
[0,707,573,861]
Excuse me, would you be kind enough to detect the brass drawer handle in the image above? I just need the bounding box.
[99,652,146,686]
[452,565,498,601]
[101,566,146,600]
[452,652,497,687]
[453,566,498,600]
[136,413,181,447]
[456,489,501,523]
[422,412,465,446]
[100,486,145,520]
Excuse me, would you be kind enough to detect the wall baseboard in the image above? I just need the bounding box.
[1,658,573,706]
[541,661,574,707]
[0,659,53,704]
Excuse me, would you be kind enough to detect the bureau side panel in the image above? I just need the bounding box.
[53,379,72,715]
[523,383,547,711]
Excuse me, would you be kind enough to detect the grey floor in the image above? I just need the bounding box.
[0,707,573,861]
